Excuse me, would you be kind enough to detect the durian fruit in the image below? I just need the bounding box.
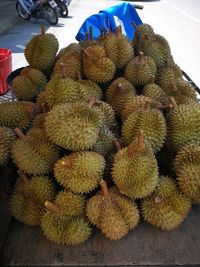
[174,143,200,204]
[41,191,91,245]
[0,127,16,166]
[44,101,101,151]
[112,130,159,198]
[83,45,116,83]
[121,102,166,152]
[10,174,55,226]
[51,50,82,80]
[104,26,134,69]
[87,180,139,240]
[124,52,157,87]
[132,22,154,54]
[12,128,60,175]
[32,113,46,129]
[167,98,200,152]
[106,77,136,115]
[139,33,171,69]
[12,67,47,101]
[121,95,159,122]
[54,151,105,194]
[92,126,115,157]
[36,75,87,111]
[56,42,81,61]
[142,76,168,104]
[24,25,59,72]
[0,101,36,130]
[141,176,191,230]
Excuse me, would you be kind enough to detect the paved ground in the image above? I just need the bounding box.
[0,0,200,89]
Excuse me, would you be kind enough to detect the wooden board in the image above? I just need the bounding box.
[1,206,200,267]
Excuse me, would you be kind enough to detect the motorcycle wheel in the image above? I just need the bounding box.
[16,2,31,20]
[57,1,68,17]
[43,4,58,25]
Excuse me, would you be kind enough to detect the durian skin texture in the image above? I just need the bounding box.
[87,186,139,240]
[24,33,59,72]
[44,102,101,151]
[54,151,105,194]
[174,143,200,204]
[141,176,191,230]
[0,127,15,166]
[112,142,159,199]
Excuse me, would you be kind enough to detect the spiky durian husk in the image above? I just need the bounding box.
[92,101,115,129]
[24,32,59,72]
[54,152,105,194]
[167,103,200,152]
[32,113,46,129]
[174,143,200,204]
[157,67,182,93]
[79,80,103,101]
[121,95,159,122]
[0,127,15,166]
[104,31,134,69]
[12,67,47,101]
[0,101,36,130]
[142,83,168,103]
[122,108,166,152]
[51,50,82,80]
[56,42,81,60]
[44,102,101,151]
[92,126,115,157]
[139,34,171,69]
[112,142,159,198]
[133,23,154,54]
[106,77,136,115]
[141,176,191,230]
[12,129,60,175]
[87,185,139,240]
[124,53,157,86]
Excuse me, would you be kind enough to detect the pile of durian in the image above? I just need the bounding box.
[1,23,200,245]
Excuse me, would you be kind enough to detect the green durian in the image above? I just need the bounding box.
[12,67,47,101]
[174,143,200,204]
[56,42,81,60]
[0,127,16,166]
[112,131,159,198]
[141,176,191,230]
[87,180,139,240]
[54,151,105,194]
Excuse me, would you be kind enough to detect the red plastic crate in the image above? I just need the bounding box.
[0,48,12,95]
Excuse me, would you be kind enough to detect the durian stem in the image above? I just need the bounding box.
[77,71,82,81]
[157,103,173,110]
[14,128,26,140]
[85,32,89,42]
[60,63,67,79]
[112,138,121,151]
[41,25,45,35]
[144,100,151,110]
[83,49,91,58]
[100,180,109,198]
[88,96,96,109]
[89,26,94,42]
[116,26,121,36]
[45,201,62,214]
[169,97,178,109]
[138,52,144,61]
[61,158,73,168]
[100,28,103,37]
[155,196,162,203]
[149,75,155,84]
[115,83,124,96]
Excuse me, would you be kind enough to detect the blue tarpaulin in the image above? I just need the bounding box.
[75,2,142,42]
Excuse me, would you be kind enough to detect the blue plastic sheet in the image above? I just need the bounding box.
[75,2,142,42]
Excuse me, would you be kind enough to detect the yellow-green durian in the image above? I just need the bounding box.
[104,26,134,69]
[56,42,81,61]
[78,78,103,101]
[87,180,139,240]
[141,176,191,230]
[12,67,47,101]
[124,52,157,86]
[122,105,166,152]
[174,143,200,204]
[44,102,101,151]
[0,127,16,166]
[54,151,105,194]
[112,131,159,198]
[106,77,136,115]
[24,26,59,72]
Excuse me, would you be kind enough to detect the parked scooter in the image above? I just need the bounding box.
[54,0,69,18]
[16,0,58,25]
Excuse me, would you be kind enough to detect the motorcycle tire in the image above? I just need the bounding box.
[57,1,68,17]
[16,2,31,21]
[43,4,58,25]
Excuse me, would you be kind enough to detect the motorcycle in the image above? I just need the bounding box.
[16,0,58,25]
[54,0,69,18]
